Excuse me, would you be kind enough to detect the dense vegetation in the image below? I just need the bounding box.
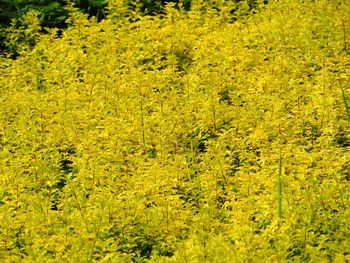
[0,0,349,262]
[0,0,265,56]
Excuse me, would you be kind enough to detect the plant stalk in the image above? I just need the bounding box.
[278,156,283,220]
[341,85,350,122]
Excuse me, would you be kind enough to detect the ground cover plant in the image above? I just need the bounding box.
[0,0,263,56]
[0,0,108,56]
[0,0,349,262]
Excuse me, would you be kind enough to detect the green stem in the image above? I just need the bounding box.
[278,156,283,220]
[341,85,350,122]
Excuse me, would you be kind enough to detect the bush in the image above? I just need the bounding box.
[0,0,107,56]
[0,0,268,57]
[1,0,349,261]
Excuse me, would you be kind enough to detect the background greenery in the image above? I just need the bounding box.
[0,0,349,262]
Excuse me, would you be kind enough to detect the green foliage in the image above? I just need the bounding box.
[0,0,107,26]
[0,0,350,261]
